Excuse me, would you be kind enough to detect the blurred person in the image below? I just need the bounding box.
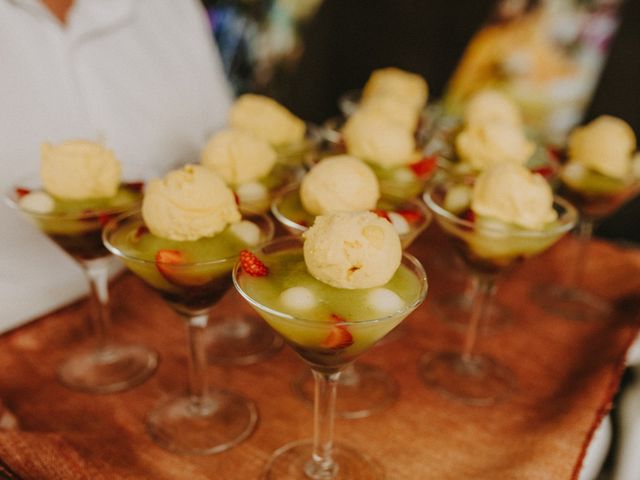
[0,0,232,328]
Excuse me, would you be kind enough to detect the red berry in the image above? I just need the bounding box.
[239,250,269,277]
[532,166,555,179]
[132,226,149,243]
[322,314,353,349]
[396,208,423,223]
[155,249,208,286]
[15,187,31,198]
[98,212,112,227]
[409,155,438,177]
[372,209,391,222]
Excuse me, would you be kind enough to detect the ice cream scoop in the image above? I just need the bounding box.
[342,109,417,168]
[362,67,428,112]
[455,121,535,171]
[40,140,121,199]
[567,115,636,180]
[200,128,276,185]
[471,162,557,230]
[142,164,240,241]
[464,89,522,127]
[229,94,306,147]
[300,155,380,215]
[358,96,420,131]
[303,211,402,289]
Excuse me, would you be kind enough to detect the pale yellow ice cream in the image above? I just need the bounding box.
[464,89,522,127]
[456,121,535,171]
[471,162,557,230]
[229,94,306,146]
[362,67,428,112]
[342,110,417,168]
[200,128,276,186]
[567,115,637,180]
[358,96,420,131]
[300,155,380,215]
[40,140,121,199]
[142,164,240,241]
[303,211,402,289]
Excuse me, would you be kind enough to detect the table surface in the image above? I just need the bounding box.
[0,228,639,480]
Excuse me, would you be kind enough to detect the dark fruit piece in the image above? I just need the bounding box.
[321,314,353,349]
[372,209,391,222]
[155,249,209,287]
[409,155,438,177]
[396,209,422,223]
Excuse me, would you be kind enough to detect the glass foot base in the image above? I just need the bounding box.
[205,314,283,366]
[146,390,257,455]
[263,439,384,480]
[292,363,398,419]
[534,283,611,321]
[58,344,158,394]
[419,352,515,406]
[431,293,511,333]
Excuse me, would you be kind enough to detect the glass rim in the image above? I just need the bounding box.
[5,179,143,221]
[422,182,578,238]
[271,185,434,240]
[232,236,428,328]
[102,209,275,268]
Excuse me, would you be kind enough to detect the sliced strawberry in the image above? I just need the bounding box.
[321,315,353,349]
[15,187,31,199]
[532,166,555,179]
[122,181,144,193]
[132,226,149,243]
[409,155,438,177]
[155,249,208,286]
[98,212,112,227]
[372,209,391,222]
[239,250,269,277]
[396,208,423,223]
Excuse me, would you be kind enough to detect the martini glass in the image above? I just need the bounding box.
[536,167,640,321]
[233,237,427,479]
[103,210,273,454]
[420,181,577,405]
[272,186,432,417]
[6,179,158,394]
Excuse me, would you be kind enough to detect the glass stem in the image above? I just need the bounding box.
[306,369,341,480]
[569,217,594,288]
[462,274,496,362]
[183,313,210,412]
[83,261,112,352]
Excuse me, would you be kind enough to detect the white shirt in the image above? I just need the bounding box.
[0,0,232,330]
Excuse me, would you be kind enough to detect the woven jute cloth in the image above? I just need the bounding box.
[0,229,638,480]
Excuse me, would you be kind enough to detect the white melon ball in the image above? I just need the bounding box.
[443,184,472,214]
[18,191,54,214]
[229,220,261,246]
[280,287,317,311]
[368,288,405,315]
[388,212,410,235]
[236,181,268,204]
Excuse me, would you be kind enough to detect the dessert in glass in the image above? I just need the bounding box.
[6,140,158,393]
[426,89,559,331]
[421,162,577,405]
[228,93,318,167]
[200,127,311,364]
[536,115,640,321]
[271,155,432,418]
[234,212,427,479]
[103,165,273,454]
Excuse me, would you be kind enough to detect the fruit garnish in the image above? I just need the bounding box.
[155,249,209,287]
[15,187,31,199]
[122,181,144,193]
[132,225,149,243]
[409,155,438,177]
[321,314,353,349]
[372,209,391,222]
[532,166,555,179]
[98,212,112,227]
[239,250,269,277]
[461,209,476,223]
[396,208,422,223]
